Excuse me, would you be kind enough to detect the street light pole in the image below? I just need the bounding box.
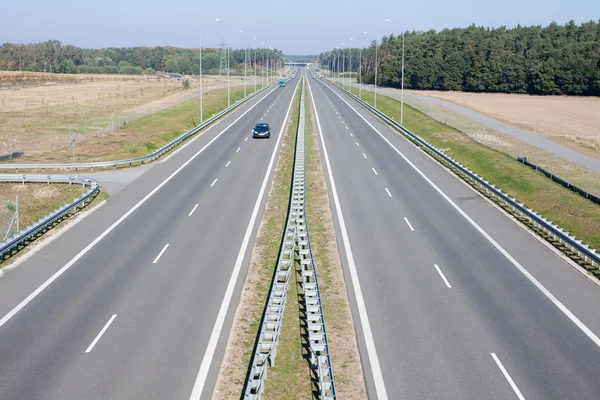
[349,38,353,93]
[199,35,203,123]
[374,39,378,109]
[254,38,257,92]
[401,32,405,125]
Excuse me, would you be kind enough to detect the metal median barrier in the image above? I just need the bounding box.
[0,174,100,260]
[244,76,336,399]
[330,80,600,273]
[0,84,271,171]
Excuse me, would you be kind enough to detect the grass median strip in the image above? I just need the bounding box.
[213,82,303,399]
[352,88,600,260]
[304,82,367,398]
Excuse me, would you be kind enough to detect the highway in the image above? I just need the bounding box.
[307,73,600,399]
[0,70,301,400]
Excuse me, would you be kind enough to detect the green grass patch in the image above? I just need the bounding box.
[262,78,313,400]
[351,87,600,251]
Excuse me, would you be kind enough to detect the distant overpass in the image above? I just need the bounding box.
[285,62,308,66]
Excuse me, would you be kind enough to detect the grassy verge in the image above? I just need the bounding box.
[0,183,107,265]
[346,87,600,260]
[8,86,249,164]
[212,81,303,399]
[304,81,367,398]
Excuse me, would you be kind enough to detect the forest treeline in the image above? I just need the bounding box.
[0,41,285,75]
[319,21,600,95]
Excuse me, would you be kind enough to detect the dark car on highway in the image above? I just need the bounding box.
[252,123,271,138]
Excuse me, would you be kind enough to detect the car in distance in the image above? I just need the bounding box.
[252,122,271,138]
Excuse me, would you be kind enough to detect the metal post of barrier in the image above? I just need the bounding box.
[586,167,591,198]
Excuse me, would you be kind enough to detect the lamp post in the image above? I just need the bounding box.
[386,18,405,124]
[360,31,368,99]
[253,37,257,92]
[401,31,405,125]
[341,43,345,90]
[199,35,203,123]
[238,30,246,98]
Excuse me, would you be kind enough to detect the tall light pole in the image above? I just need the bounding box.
[349,38,353,92]
[341,43,345,90]
[261,42,265,88]
[238,30,246,98]
[199,35,203,123]
[360,31,367,99]
[253,38,258,92]
[374,38,378,109]
[401,31,405,125]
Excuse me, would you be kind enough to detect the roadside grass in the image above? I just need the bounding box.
[0,182,107,267]
[349,87,600,251]
[0,183,85,229]
[260,79,312,400]
[5,86,248,164]
[212,81,303,399]
[304,81,367,398]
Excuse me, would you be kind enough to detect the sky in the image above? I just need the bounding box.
[1,0,598,54]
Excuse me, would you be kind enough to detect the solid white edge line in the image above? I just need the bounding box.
[491,353,526,400]
[323,80,600,348]
[372,168,378,175]
[188,204,199,217]
[187,72,302,400]
[0,85,279,331]
[153,244,169,264]
[210,178,218,187]
[225,160,231,167]
[404,217,415,232]
[434,264,452,288]
[85,314,117,353]
[307,77,389,399]
[385,188,392,197]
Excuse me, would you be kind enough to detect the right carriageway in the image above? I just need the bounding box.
[306,73,600,400]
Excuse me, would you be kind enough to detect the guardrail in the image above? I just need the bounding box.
[244,75,336,399]
[0,174,100,260]
[327,78,600,273]
[0,83,273,171]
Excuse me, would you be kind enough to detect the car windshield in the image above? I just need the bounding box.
[255,124,269,133]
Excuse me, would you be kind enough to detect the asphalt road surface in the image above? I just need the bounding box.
[307,72,600,400]
[0,71,301,400]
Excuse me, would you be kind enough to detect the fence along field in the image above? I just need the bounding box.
[0,71,246,162]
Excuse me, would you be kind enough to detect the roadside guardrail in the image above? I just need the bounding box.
[244,75,336,399]
[327,77,600,274]
[0,174,100,260]
[0,83,273,171]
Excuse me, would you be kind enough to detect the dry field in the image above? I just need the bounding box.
[410,90,600,157]
[0,72,248,160]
